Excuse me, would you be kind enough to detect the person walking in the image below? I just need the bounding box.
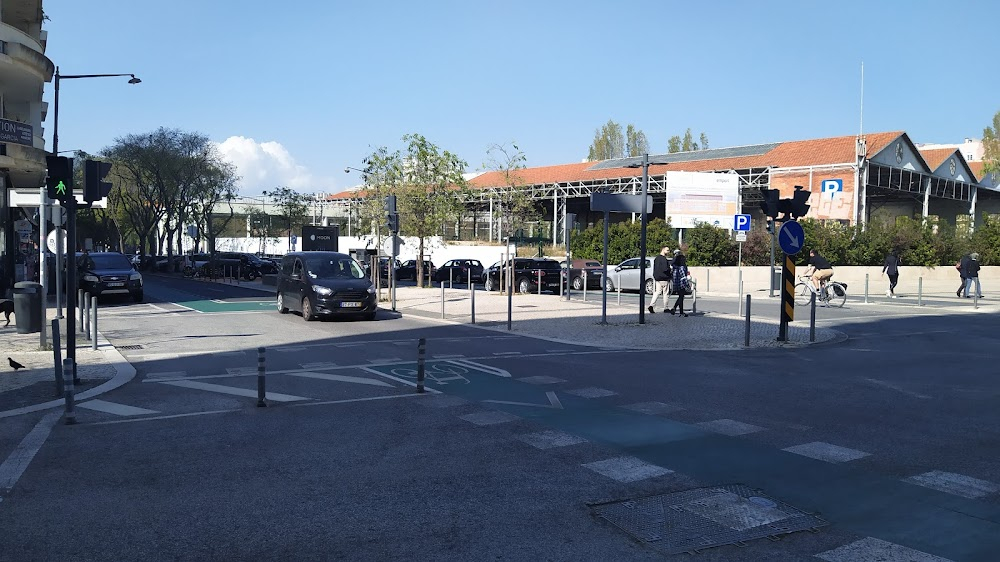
[957,253,971,297]
[668,249,690,317]
[882,250,901,298]
[964,252,982,298]
[648,246,672,314]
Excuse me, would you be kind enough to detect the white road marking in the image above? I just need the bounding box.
[432,354,465,359]
[285,371,392,387]
[518,375,566,385]
[492,351,521,356]
[582,456,673,483]
[862,378,931,399]
[77,400,159,416]
[566,387,617,398]
[448,359,511,378]
[782,441,870,463]
[88,408,243,426]
[695,419,766,436]
[300,362,338,370]
[147,303,170,312]
[816,537,954,562]
[621,402,684,415]
[145,371,187,380]
[0,412,61,491]
[517,430,586,449]
[460,410,521,426]
[368,358,402,364]
[484,391,563,409]
[903,470,1000,499]
[155,380,310,402]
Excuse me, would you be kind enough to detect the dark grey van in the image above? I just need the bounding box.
[276,252,377,321]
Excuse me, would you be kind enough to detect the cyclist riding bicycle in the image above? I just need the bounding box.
[801,249,834,297]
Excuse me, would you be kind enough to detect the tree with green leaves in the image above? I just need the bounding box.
[354,145,404,252]
[264,186,310,251]
[483,142,539,245]
[587,120,626,161]
[626,125,649,157]
[983,109,1000,176]
[396,134,468,287]
[667,129,710,153]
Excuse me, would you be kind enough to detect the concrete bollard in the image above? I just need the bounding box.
[257,347,267,407]
[864,273,869,304]
[918,277,923,306]
[416,338,426,393]
[744,295,751,347]
[809,292,816,343]
[582,274,587,302]
[706,270,710,293]
[536,270,541,295]
[617,284,621,306]
[78,289,85,333]
[63,357,76,425]
[51,319,63,397]
[91,296,99,351]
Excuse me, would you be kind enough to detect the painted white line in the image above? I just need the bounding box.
[448,359,511,378]
[903,470,1000,499]
[360,367,441,392]
[368,358,402,364]
[171,302,204,313]
[517,429,586,449]
[87,408,241,426]
[782,441,870,463]
[291,393,426,408]
[285,371,392,387]
[145,371,187,380]
[695,419,766,436]
[566,387,617,398]
[432,354,465,359]
[0,412,61,491]
[862,378,931,399]
[484,391,563,409]
[816,537,954,562]
[582,456,673,483]
[492,351,522,356]
[147,303,170,312]
[77,400,159,417]
[155,380,310,402]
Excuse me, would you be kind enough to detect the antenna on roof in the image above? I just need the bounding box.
[859,61,864,138]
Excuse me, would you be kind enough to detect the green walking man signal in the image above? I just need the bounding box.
[45,155,74,202]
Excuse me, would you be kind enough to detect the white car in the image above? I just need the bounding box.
[604,257,656,294]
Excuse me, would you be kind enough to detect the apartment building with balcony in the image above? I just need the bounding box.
[0,0,53,291]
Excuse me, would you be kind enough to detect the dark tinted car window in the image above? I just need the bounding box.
[83,254,132,270]
[304,255,365,279]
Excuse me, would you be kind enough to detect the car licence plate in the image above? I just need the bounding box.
[340,301,362,308]
[107,282,124,287]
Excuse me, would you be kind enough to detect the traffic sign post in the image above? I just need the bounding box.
[733,214,751,231]
[778,255,795,342]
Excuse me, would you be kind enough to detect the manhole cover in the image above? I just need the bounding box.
[591,484,827,555]
[118,344,144,350]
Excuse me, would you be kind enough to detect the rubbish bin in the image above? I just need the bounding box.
[13,281,43,334]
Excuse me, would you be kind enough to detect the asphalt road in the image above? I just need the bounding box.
[1,274,997,561]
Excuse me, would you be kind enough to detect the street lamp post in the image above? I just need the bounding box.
[53,67,141,383]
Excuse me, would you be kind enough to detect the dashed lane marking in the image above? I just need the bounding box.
[782,442,870,463]
[155,380,310,402]
[903,470,1000,500]
[582,456,673,483]
[816,537,954,562]
[517,430,586,449]
[695,419,766,436]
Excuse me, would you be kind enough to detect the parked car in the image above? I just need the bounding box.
[396,260,435,281]
[604,257,656,294]
[433,259,484,284]
[276,251,377,321]
[76,252,143,302]
[482,261,500,284]
[483,258,562,293]
[215,252,277,280]
[379,257,401,280]
[155,255,185,272]
[562,259,604,290]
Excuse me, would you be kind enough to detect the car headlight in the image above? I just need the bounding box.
[314,286,333,296]
[366,285,376,294]
[130,273,142,281]
[83,275,98,282]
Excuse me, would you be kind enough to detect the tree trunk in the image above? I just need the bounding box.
[417,237,425,289]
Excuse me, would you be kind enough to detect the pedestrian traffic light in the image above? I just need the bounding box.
[83,159,113,202]
[387,212,400,233]
[790,185,811,218]
[46,155,73,201]
[759,188,780,219]
[384,194,397,214]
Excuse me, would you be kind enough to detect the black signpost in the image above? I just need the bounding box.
[590,190,654,325]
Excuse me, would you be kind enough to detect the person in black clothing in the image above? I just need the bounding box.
[668,249,690,316]
[964,252,982,298]
[957,253,970,297]
[882,250,901,298]
[648,246,672,314]
[802,249,834,296]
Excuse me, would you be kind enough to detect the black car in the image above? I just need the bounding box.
[396,260,435,281]
[76,252,143,302]
[214,252,277,279]
[379,257,401,280]
[432,259,484,284]
[483,258,562,294]
[276,251,377,321]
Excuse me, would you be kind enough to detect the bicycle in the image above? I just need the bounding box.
[795,275,847,308]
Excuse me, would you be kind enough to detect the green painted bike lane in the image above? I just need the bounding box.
[177,299,274,313]
[367,360,1000,561]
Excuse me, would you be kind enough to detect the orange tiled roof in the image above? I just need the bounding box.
[917,148,958,171]
[969,161,986,180]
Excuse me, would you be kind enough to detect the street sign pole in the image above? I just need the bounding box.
[601,210,609,325]
[778,255,795,341]
[65,193,78,383]
[639,153,649,325]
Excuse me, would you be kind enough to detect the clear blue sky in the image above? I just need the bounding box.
[42,0,1000,195]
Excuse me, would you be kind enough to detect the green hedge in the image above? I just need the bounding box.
[570,213,1000,267]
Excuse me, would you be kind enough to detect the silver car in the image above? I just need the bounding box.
[604,257,656,294]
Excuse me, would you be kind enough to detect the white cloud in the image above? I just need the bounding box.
[215,136,331,195]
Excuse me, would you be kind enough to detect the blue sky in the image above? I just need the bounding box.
[42,0,1000,196]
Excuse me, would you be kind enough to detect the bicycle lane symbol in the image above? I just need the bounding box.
[388,362,471,385]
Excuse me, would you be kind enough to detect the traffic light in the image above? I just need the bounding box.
[387,212,400,233]
[83,159,113,202]
[46,155,73,201]
[790,185,811,218]
[759,188,780,219]
[384,194,397,214]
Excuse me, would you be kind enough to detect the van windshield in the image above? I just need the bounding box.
[304,256,365,279]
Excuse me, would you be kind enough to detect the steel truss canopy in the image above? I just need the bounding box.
[586,143,781,170]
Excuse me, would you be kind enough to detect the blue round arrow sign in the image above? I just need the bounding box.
[778,220,805,255]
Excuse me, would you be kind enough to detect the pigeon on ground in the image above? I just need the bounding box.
[8,357,25,371]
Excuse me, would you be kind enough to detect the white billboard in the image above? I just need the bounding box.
[664,171,740,229]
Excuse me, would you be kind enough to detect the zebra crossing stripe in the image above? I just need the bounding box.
[77,400,159,416]
[156,380,309,402]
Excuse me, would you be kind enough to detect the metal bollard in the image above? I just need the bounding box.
[582,275,587,302]
[974,292,979,309]
[706,270,710,293]
[256,347,267,407]
[737,271,743,316]
[809,292,816,343]
[52,319,63,396]
[449,268,453,289]
[416,338,426,393]
[864,273,869,304]
[470,280,476,324]
[918,277,923,306]
[83,294,91,341]
[440,281,446,319]
[78,289,85,332]
[744,295,751,347]
[617,284,621,306]
[537,270,541,295]
[91,296,98,351]
[63,358,76,425]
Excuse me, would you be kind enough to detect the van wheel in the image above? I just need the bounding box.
[517,277,531,294]
[302,297,316,321]
[277,293,288,314]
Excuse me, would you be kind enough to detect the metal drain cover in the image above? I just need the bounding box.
[118,344,144,350]
[591,484,827,555]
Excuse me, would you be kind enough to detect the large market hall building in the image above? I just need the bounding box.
[329,131,999,244]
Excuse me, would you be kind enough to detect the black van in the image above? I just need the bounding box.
[276,251,377,321]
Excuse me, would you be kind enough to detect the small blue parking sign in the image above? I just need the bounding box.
[733,214,751,231]
[778,221,804,255]
[822,179,843,198]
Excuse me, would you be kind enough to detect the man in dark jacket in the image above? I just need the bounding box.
[964,253,982,298]
[957,253,971,297]
[648,246,672,314]
[882,250,901,298]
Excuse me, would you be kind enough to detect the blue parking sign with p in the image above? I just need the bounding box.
[822,179,843,198]
[734,214,751,231]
